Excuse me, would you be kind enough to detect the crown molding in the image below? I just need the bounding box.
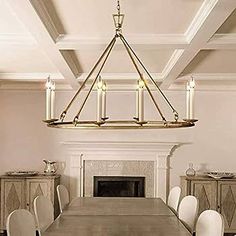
[0,72,64,80]
[1,73,236,91]
[178,73,236,81]
[170,73,236,91]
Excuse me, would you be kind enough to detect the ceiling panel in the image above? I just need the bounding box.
[0,0,30,34]
[45,0,204,35]
[182,50,236,74]
[217,9,236,34]
[0,48,59,74]
[74,48,173,73]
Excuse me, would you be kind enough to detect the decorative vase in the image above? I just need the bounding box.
[186,163,196,177]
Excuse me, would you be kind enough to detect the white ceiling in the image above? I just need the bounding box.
[0,0,236,90]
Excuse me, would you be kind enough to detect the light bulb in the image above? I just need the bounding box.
[51,81,56,90]
[189,78,195,88]
[45,78,52,89]
[97,81,103,89]
[102,82,106,91]
[138,79,145,88]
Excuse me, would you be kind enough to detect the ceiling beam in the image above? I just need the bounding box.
[204,33,236,49]
[56,34,188,50]
[160,0,236,89]
[2,32,236,51]
[5,0,79,89]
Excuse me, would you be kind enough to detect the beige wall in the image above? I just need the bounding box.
[1,89,236,188]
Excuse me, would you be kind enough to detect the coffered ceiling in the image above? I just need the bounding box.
[0,0,236,90]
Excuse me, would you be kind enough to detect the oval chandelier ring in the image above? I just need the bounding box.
[44,0,197,129]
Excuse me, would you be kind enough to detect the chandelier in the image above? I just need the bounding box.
[44,1,197,129]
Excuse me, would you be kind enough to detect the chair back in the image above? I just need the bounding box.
[6,209,35,236]
[196,210,224,236]
[34,196,54,234]
[167,186,181,213]
[57,184,70,213]
[178,195,199,232]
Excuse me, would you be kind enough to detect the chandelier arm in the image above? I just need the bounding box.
[119,34,179,118]
[119,35,166,121]
[59,36,117,121]
[74,37,117,122]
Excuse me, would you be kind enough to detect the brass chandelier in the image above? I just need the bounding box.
[44,1,197,129]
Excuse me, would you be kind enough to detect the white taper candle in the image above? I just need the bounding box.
[50,81,55,119]
[138,79,145,122]
[45,77,52,120]
[97,77,103,123]
[135,85,139,119]
[186,83,190,119]
[102,82,106,119]
[189,79,195,119]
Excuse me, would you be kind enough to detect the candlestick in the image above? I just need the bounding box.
[138,79,145,122]
[97,77,103,123]
[50,81,55,119]
[45,77,52,120]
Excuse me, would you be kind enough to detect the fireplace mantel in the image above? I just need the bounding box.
[62,141,181,201]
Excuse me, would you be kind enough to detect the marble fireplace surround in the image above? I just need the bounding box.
[63,141,180,201]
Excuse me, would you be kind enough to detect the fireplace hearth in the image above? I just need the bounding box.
[93,176,145,197]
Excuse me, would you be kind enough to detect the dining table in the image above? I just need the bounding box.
[42,197,191,236]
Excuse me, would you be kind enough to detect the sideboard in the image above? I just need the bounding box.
[181,175,236,233]
[0,174,60,232]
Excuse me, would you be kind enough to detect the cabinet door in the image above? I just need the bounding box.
[25,179,52,214]
[0,179,25,229]
[191,180,217,215]
[218,181,236,232]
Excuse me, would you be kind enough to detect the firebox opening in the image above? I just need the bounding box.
[93,176,145,197]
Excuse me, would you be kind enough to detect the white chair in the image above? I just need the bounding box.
[57,184,70,213]
[167,186,181,213]
[34,196,54,235]
[178,195,199,233]
[196,210,224,236]
[6,209,36,236]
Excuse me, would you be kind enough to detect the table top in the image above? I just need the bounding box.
[64,197,174,216]
[43,215,191,236]
[42,197,191,236]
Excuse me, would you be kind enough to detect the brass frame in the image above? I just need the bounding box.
[44,3,197,130]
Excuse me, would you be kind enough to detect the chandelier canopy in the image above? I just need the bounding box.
[44,1,197,129]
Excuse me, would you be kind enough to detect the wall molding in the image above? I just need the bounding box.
[1,73,236,91]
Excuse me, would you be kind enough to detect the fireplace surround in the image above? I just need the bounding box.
[63,141,180,201]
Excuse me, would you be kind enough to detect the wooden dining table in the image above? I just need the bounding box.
[42,197,191,236]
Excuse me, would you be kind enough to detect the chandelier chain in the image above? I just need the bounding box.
[117,0,121,15]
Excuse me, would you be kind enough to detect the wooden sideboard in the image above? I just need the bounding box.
[0,174,60,231]
[181,176,236,233]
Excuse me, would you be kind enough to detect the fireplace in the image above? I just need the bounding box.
[93,176,145,197]
[64,141,180,200]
